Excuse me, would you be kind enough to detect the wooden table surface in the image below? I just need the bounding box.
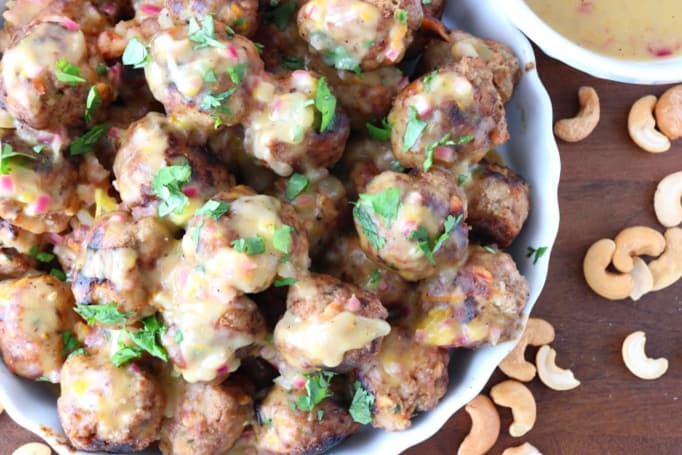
[2,50,682,454]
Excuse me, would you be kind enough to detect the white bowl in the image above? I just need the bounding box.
[501,0,682,85]
[0,0,561,453]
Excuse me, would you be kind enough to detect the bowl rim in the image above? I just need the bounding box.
[501,0,682,85]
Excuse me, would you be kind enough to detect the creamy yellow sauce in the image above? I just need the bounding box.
[526,0,682,60]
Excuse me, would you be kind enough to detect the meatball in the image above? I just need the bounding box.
[465,161,530,248]
[321,235,411,307]
[297,0,423,71]
[255,383,356,454]
[2,0,115,37]
[0,141,80,234]
[244,71,350,176]
[112,112,234,222]
[0,21,115,130]
[58,353,165,452]
[274,273,390,372]
[270,173,347,255]
[166,0,260,37]
[159,380,254,455]
[389,59,509,170]
[352,170,468,281]
[181,188,310,294]
[72,211,172,325]
[155,258,267,382]
[422,30,521,103]
[253,1,310,74]
[145,24,264,141]
[338,136,400,198]
[356,326,449,431]
[415,245,529,348]
[0,274,76,382]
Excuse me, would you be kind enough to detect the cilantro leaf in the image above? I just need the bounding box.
[174,329,183,344]
[369,269,382,286]
[424,134,474,170]
[409,215,464,264]
[96,64,109,76]
[70,125,108,156]
[457,174,468,186]
[204,69,218,83]
[62,330,80,357]
[111,345,143,367]
[358,188,401,227]
[273,224,293,254]
[50,268,67,281]
[84,86,101,123]
[265,0,297,31]
[231,235,266,255]
[274,277,297,287]
[0,143,37,175]
[409,226,434,264]
[188,16,226,49]
[366,119,392,141]
[483,245,497,254]
[74,303,129,325]
[200,88,236,114]
[122,38,150,68]
[151,164,192,217]
[321,43,361,74]
[55,59,86,85]
[402,107,427,151]
[196,199,231,220]
[67,347,87,359]
[422,71,437,92]
[282,56,305,70]
[285,173,310,201]
[126,315,168,362]
[394,9,408,25]
[353,204,385,250]
[314,77,336,133]
[227,63,249,84]
[254,42,264,53]
[294,371,335,413]
[433,214,463,253]
[349,381,375,424]
[527,246,548,265]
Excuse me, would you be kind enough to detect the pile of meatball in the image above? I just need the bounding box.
[0,0,531,453]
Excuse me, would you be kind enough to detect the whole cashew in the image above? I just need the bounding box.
[654,171,682,228]
[502,442,543,455]
[536,345,581,391]
[630,257,654,301]
[554,86,600,142]
[655,84,682,140]
[628,95,671,153]
[457,394,500,455]
[499,318,555,381]
[648,227,682,291]
[583,239,634,300]
[622,331,668,380]
[612,226,666,273]
[11,443,52,455]
[490,380,536,437]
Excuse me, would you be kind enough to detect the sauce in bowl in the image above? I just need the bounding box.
[526,0,682,61]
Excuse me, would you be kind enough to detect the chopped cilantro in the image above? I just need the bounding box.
[393,404,401,414]
[111,315,168,366]
[369,269,382,286]
[50,268,67,281]
[70,125,108,156]
[410,214,464,264]
[74,303,129,326]
[204,68,218,83]
[320,41,361,74]
[457,174,468,186]
[227,63,249,84]
[62,330,80,357]
[366,118,392,141]
[67,347,87,359]
[349,381,375,424]
[29,245,54,263]
[317,409,325,421]
[111,345,141,367]
[0,143,37,174]
[35,376,50,382]
[358,188,401,227]
[192,199,230,243]
[55,60,86,85]
[96,64,109,76]
[282,56,305,70]
[200,88,236,111]
[395,9,408,26]
[353,204,385,250]
[32,144,46,154]
[293,371,335,413]
[188,16,226,49]
[527,246,548,265]
[231,235,266,255]
[85,86,101,123]
[274,277,297,287]
[254,42,264,53]
[433,214,463,253]
[285,173,310,201]
[225,25,236,37]
[409,226,434,264]
[314,77,336,133]
[423,134,474,171]
[402,107,427,151]
[151,164,192,217]
[174,329,183,344]
[291,125,305,143]
[422,71,437,92]
[122,38,150,68]
[483,245,497,254]
[265,0,297,31]
[273,224,293,254]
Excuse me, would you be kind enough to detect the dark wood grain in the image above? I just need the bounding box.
[2,50,682,455]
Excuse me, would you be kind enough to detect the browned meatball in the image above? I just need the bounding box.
[58,353,165,452]
[159,380,254,455]
[389,59,509,170]
[244,71,350,176]
[145,24,264,142]
[338,136,400,198]
[465,161,530,248]
[181,188,310,294]
[415,245,529,348]
[253,1,309,74]
[356,326,449,431]
[72,211,172,325]
[0,21,116,130]
[255,383,357,454]
[352,170,468,281]
[422,30,522,103]
[322,235,412,308]
[270,173,347,255]
[166,0,260,37]
[112,112,234,222]
[274,273,390,372]
[0,274,76,382]
[297,0,423,71]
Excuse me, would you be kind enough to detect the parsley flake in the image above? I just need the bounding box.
[402,107,427,151]
[422,71,437,92]
[457,174,468,186]
[85,86,101,123]
[151,164,192,217]
[395,9,408,26]
[274,277,297,287]
[282,56,305,70]
[188,16,226,49]
[423,134,474,171]
[358,188,401,227]
[273,224,293,254]
[55,60,86,85]
[433,214,463,253]
[122,38,150,68]
[228,63,249,84]
[314,77,336,133]
[111,315,168,366]
[231,235,266,255]
[203,69,218,83]
[527,246,548,265]
[410,214,464,264]
[483,245,497,254]
[366,118,392,141]
[293,371,335,413]
[192,199,230,243]
[409,226,434,264]
[50,268,67,281]
[349,381,375,424]
[0,143,37,175]
[70,125,108,156]
[74,303,129,326]
[353,204,385,250]
[174,329,183,344]
[62,330,80,357]
[285,173,310,201]
[369,269,382,286]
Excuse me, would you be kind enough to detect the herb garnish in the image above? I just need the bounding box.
[231,235,266,255]
[151,164,192,217]
[122,38,150,68]
[527,246,548,264]
[70,125,108,156]
[74,303,129,326]
[314,77,336,133]
[402,107,427,151]
[358,188,401,227]
[349,381,375,424]
[285,173,310,201]
[188,16,226,49]
[366,118,392,141]
[55,60,86,85]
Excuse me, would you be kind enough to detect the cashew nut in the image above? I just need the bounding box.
[554,86,600,142]
[612,226,666,272]
[536,345,580,391]
[655,84,682,140]
[499,318,555,381]
[622,331,668,380]
[628,95,671,153]
[457,394,500,455]
[502,442,543,455]
[11,443,52,455]
[648,227,682,291]
[630,257,654,301]
[490,380,536,437]
[583,239,634,300]
[654,171,682,228]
